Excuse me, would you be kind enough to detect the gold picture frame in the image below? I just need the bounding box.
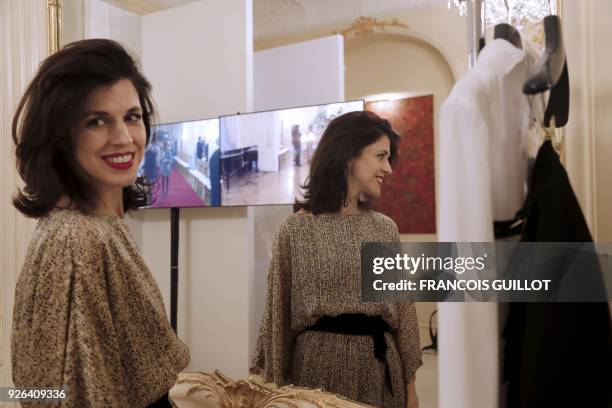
[47,0,62,54]
[170,370,374,408]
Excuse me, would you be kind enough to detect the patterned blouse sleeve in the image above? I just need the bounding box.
[390,221,423,382]
[12,228,130,407]
[249,220,294,386]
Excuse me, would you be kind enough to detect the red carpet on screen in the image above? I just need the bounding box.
[150,167,206,208]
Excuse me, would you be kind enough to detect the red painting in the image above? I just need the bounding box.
[366,96,436,233]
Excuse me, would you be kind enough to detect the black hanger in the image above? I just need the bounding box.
[523,15,569,127]
[494,23,523,49]
[494,1,522,49]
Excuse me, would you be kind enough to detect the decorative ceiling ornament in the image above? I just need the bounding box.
[101,0,199,15]
[332,16,409,40]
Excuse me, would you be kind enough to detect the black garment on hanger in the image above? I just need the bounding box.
[523,15,570,127]
[503,141,612,408]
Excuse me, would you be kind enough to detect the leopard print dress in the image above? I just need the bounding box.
[250,211,422,408]
[12,209,190,407]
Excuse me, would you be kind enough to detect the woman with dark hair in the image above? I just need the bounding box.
[251,111,422,408]
[11,39,189,407]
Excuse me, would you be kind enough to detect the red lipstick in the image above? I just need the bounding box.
[101,152,135,170]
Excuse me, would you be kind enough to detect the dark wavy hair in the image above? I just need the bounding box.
[296,110,400,215]
[12,38,155,218]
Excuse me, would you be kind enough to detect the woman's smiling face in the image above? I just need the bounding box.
[348,135,393,199]
[71,78,146,201]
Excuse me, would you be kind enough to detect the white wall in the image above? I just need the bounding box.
[249,35,345,359]
[141,0,253,378]
[563,0,612,242]
[62,0,84,46]
[108,4,142,57]
[82,0,142,58]
[63,0,143,71]
[83,0,109,39]
[254,35,344,111]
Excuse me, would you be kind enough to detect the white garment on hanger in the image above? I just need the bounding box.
[440,38,534,237]
[437,39,535,408]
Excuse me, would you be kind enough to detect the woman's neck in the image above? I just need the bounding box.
[339,192,364,215]
[55,188,124,217]
[97,188,124,217]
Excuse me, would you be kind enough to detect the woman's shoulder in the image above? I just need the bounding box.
[288,208,391,220]
[277,211,305,231]
[37,208,115,248]
[21,209,113,271]
[368,210,398,228]
[285,209,395,228]
[359,211,399,239]
[282,209,321,227]
[273,210,319,238]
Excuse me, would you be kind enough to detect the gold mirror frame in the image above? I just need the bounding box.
[47,0,62,54]
[171,371,373,407]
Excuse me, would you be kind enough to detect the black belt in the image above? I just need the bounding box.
[308,314,394,395]
[147,393,171,408]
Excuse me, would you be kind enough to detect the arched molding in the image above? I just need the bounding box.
[344,27,459,82]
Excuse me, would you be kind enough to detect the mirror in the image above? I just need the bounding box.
[49,2,558,408]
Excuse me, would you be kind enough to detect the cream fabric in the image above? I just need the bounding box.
[437,38,537,408]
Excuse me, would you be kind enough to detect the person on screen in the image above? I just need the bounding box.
[11,39,189,407]
[251,111,422,408]
[291,123,302,166]
[209,148,221,206]
[161,141,173,198]
[196,136,204,160]
[305,123,316,164]
[144,137,160,184]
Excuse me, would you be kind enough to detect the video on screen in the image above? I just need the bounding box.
[141,118,220,208]
[219,100,364,206]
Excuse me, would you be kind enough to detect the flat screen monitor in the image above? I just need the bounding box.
[219,100,364,206]
[141,117,220,208]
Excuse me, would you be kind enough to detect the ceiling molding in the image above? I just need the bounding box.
[101,0,198,15]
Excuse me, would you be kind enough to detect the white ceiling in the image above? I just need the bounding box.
[103,0,445,16]
[101,0,447,38]
[254,0,447,39]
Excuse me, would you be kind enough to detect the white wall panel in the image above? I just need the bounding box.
[141,0,253,378]
[254,35,344,112]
